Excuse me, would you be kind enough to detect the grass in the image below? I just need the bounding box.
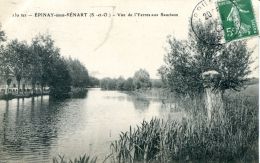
[225,84,259,97]
[53,154,97,163]
[128,88,174,100]
[109,94,258,162]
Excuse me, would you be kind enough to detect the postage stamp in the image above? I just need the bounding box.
[191,0,258,45]
[190,0,232,46]
[217,0,258,42]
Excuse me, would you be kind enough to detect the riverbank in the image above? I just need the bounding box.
[0,92,49,100]
[126,88,175,100]
[127,83,258,100]
[0,87,90,100]
[110,94,258,162]
[110,84,258,162]
[53,84,258,162]
[69,87,88,98]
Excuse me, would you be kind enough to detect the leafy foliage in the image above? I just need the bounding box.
[4,40,31,93]
[88,76,100,87]
[30,34,61,87]
[65,57,89,88]
[48,58,71,98]
[159,20,253,97]
[0,31,91,97]
[0,24,6,43]
[133,69,152,89]
[100,77,117,90]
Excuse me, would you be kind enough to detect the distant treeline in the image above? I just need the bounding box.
[100,69,163,91]
[0,29,98,98]
[245,77,259,85]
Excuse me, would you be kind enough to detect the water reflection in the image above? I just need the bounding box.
[132,98,150,111]
[0,89,184,162]
[69,89,88,99]
[0,97,60,162]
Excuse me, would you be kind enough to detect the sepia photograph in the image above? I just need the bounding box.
[0,0,259,162]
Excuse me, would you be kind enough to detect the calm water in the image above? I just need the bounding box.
[0,88,184,162]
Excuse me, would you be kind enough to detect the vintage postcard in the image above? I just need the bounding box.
[0,0,259,162]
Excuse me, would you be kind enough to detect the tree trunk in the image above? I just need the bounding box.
[6,79,12,95]
[41,84,44,96]
[17,80,21,95]
[5,85,9,95]
[32,83,35,95]
[16,75,22,95]
[22,84,25,94]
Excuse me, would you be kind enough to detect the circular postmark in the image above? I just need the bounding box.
[191,0,241,46]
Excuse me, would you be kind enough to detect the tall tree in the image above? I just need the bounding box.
[48,57,71,98]
[0,47,11,93]
[0,26,14,94]
[65,57,89,88]
[160,20,253,97]
[123,77,134,91]
[5,39,30,94]
[30,34,60,94]
[116,76,125,90]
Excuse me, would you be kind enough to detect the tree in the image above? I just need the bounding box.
[65,57,89,88]
[116,76,125,90]
[161,36,204,97]
[100,78,117,90]
[5,39,31,94]
[160,20,253,97]
[30,34,60,94]
[88,76,99,87]
[133,69,151,89]
[216,41,253,92]
[123,77,134,91]
[157,66,168,86]
[0,30,88,97]
[0,47,13,94]
[48,58,71,98]
[0,24,10,94]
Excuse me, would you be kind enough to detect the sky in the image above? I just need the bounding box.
[0,0,259,79]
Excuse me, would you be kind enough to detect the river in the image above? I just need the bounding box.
[0,88,184,162]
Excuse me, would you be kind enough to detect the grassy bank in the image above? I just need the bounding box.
[130,83,258,100]
[109,95,258,162]
[128,88,175,100]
